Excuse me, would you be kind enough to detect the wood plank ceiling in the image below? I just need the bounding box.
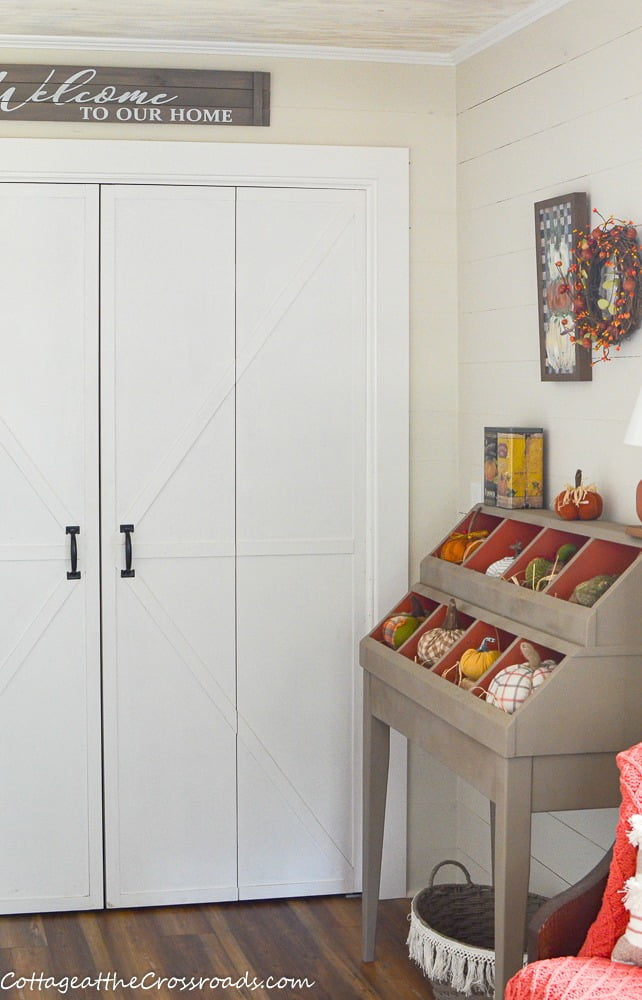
[0,0,569,57]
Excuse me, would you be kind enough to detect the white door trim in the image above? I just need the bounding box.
[0,138,409,897]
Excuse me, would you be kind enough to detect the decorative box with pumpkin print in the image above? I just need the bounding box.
[484,426,544,509]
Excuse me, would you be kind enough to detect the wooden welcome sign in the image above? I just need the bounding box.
[0,65,270,125]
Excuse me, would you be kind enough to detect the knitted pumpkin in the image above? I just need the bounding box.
[416,599,465,667]
[486,642,556,714]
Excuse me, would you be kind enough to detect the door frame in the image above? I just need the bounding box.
[0,139,409,897]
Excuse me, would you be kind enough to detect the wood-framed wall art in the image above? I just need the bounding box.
[535,192,591,382]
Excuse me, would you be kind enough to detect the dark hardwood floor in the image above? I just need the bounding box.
[0,896,435,999]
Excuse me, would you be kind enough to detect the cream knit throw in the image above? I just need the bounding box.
[612,814,642,965]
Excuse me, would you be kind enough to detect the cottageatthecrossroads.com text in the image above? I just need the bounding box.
[0,972,316,993]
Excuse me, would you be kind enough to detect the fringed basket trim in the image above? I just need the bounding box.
[407,910,495,996]
[405,860,547,999]
[407,920,495,996]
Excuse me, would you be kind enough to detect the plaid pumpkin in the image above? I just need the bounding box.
[486,659,556,714]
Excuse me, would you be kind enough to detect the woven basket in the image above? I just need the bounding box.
[407,860,547,1000]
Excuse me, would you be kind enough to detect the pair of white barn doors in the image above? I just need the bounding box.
[0,181,371,912]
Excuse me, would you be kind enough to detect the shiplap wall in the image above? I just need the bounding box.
[450,0,642,897]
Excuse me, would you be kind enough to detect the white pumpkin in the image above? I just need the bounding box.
[486,554,518,578]
[486,541,523,578]
[486,641,556,714]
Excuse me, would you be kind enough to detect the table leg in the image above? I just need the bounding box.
[493,756,533,1000]
[361,673,391,962]
[489,800,496,884]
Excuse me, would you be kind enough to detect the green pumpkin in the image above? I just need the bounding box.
[524,557,553,590]
[570,574,618,607]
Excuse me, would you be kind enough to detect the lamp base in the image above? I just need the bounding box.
[624,480,642,536]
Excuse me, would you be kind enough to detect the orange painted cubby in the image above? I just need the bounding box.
[546,538,640,601]
[430,619,516,686]
[464,517,542,575]
[507,526,589,588]
[474,638,564,700]
[369,591,439,647]
[430,509,504,560]
[399,600,475,663]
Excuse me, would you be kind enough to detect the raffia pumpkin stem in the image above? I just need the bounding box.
[555,469,603,520]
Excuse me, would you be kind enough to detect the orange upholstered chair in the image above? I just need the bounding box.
[505,742,642,1000]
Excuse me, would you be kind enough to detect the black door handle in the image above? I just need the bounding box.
[120,524,135,578]
[66,526,81,580]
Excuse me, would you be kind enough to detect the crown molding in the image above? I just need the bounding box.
[451,0,573,64]
[0,33,452,67]
[0,1,573,69]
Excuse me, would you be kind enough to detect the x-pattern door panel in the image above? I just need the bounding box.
[101,186,238,907]
[0,184,102,913]
[236,188,367,897]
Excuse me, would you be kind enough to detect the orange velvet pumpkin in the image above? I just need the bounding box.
[439,530,488,563]
[554,469,603,521]
[577,489,603,520]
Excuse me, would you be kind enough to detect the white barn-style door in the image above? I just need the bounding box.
[0,184,103,913]
[100,185,239,907]
[235,188,367,897]
[0,141,408,912]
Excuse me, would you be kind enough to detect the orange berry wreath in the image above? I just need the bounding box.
[563,210,642,362]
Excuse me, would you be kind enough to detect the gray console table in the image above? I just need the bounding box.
[360,506,642,998]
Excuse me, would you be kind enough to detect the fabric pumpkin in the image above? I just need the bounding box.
[382,614,419,649]
[416,599,465,667]
[570,574,618,607]
[486,540,522,578]
[486,642,556,714]
[439,529,488,563]
[554,469,603,521]
[459,636,500,681]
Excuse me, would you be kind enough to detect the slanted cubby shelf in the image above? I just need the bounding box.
[360,505,642,998]
[363,504,642,756]
[416,507,642,648]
